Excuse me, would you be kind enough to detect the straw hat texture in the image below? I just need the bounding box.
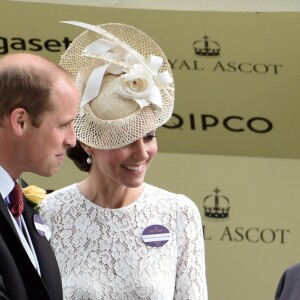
[60,21,174,149]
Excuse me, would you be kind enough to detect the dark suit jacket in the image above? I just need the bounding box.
[275,263,300,300]
[0,193,63,300]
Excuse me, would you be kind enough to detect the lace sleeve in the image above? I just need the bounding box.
[174,195,208,300]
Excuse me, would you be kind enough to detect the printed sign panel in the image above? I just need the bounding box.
[24,152,300,300]
[1,1,299,299]
[146,153,300,300]
[1,1,300,159]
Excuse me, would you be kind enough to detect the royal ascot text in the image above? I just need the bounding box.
[203,225,289,244]
[169,59,283,75]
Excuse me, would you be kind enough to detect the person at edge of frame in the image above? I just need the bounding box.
[0,52,79,300]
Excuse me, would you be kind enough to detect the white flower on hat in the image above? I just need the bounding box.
[64,21,173,110]
[116,63,161,109]
[60,21,175,150]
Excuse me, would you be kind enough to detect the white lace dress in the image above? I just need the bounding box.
[39,183,208,300]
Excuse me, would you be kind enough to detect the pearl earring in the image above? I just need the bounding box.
[87,153,92,164]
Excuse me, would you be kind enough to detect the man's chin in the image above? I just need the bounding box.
[38,167,60,177]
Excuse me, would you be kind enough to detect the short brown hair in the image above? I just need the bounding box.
[0,54,71,127]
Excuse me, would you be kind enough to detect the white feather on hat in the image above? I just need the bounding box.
[60,21,175,150]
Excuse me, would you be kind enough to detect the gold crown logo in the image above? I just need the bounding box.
[193,35,220,56]
[203,187,230,219]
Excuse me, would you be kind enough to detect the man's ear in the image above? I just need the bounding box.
[11,108,26,135]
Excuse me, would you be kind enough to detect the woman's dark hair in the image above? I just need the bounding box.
[67,140,91,172]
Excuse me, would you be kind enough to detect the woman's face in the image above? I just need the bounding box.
[91,131,158,188]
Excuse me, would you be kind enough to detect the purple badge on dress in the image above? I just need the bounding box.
[33,214,46,236]
[142,224,170,247]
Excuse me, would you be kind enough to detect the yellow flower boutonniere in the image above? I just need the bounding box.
[22,185,47,209]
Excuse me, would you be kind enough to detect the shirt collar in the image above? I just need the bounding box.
[0,166,15,199]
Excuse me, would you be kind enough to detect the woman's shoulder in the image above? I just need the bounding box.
[45,183,77,198]
[145,183,197,208]
[40,183,78,209]
[144,184,202,225]
[48,183,77,194]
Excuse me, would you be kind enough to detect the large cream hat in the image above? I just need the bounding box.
[59,21,174,149]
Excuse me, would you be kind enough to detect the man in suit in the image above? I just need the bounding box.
[275,263,300,300]
[0,53,79,299]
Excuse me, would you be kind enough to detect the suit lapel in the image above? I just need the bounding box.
[22,200,63,300]
[0,195,18,236]
[0,195,51,299]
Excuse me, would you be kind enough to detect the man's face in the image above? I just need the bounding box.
[22,78,79,176]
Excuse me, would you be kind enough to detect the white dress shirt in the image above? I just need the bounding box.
[0,166,41,275]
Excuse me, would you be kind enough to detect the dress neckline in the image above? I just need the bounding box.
[74,183,147,211]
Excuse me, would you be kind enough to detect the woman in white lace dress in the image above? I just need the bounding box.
[39,21,208,300]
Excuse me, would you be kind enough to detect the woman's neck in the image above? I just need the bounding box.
[77,178,144,209]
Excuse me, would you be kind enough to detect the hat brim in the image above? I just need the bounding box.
[60,23,174,149]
